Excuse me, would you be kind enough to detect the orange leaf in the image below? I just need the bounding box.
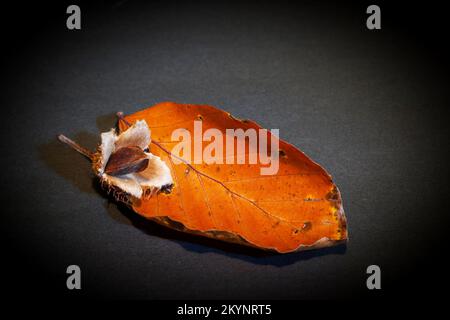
[120,102,347,253]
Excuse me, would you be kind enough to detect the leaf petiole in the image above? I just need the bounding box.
[57,134,94,161]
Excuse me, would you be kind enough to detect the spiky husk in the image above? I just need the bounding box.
[93,148,174,206]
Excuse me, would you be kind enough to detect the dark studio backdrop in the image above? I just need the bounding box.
[0,0,448,301]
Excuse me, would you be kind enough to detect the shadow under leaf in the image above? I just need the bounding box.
[107,199,347,267]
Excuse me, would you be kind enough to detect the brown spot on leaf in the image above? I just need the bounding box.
[302,221,312,231]
[326,187,340,201]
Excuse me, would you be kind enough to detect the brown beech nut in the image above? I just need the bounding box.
[104,146,149,176]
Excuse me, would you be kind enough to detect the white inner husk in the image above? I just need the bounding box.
[97,120,173,199]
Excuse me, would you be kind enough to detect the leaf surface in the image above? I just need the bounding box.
[120,102,347,253]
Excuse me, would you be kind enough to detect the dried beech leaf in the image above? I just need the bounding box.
[117,102,348,253]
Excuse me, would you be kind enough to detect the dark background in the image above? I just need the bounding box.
[0,0,448,300]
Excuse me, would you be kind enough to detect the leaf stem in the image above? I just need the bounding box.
[57,134,94,161]
[116,111,132,127]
